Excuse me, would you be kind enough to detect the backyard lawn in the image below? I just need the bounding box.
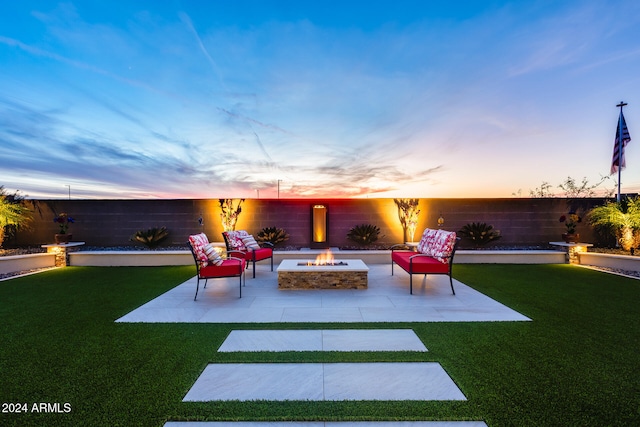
[0,264,638,426]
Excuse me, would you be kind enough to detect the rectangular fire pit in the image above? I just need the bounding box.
[277,259,369,290]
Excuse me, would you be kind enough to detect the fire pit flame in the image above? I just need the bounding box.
[298,250,348,266]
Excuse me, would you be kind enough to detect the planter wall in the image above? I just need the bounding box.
[577,252,640,272]
[70,251,192,267]
[455,250,565,264]
[67,249,565,267]
[0,253,56,275]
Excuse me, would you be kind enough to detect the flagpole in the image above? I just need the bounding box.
[617,101,628,203]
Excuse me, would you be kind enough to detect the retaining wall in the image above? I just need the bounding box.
[10,198,610,249]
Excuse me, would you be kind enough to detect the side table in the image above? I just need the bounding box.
[549,241,593,264]
[41,242,85,267]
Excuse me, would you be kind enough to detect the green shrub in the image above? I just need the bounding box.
[256,227,289,246]
[346,224,381,246]
[458,222,501,247]
[130,226,169,249]
[588,197,640,251]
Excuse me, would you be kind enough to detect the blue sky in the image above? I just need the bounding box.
[1,1,639,199]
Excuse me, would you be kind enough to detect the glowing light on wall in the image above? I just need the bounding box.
[312,205,327,243]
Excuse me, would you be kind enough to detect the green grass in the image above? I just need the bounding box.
[1,264,639,426]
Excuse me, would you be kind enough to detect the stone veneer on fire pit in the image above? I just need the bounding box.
[277,259,369,290]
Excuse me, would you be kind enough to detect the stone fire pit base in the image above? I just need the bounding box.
[277,259,369,290]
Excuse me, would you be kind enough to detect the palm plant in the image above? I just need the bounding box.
[130,227,170,249]
[346,224,381,246]
[458,222,501,247]
[256,227,289,246]
[588,197,640,251]
[0,186,32,247]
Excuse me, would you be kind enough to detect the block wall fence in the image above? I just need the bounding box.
[10,198,611,249]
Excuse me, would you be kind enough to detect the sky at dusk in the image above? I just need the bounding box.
[1,0,639,200]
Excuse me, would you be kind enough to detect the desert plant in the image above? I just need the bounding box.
[458,222,501,247]
[588,197,640,251]
[130,226,169,249]
[256,227,289,246]
[219,199,244,231]
[0,186,32,247]
[346,224,381,246]
[394,199,420,242]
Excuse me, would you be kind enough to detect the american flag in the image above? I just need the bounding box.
[611,111,631,175]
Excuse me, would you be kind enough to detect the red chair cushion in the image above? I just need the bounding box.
[199,259,245,278]
[232,247,272,261]
[392,251,450,274]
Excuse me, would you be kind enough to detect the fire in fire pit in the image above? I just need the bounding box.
[298,250,348,266]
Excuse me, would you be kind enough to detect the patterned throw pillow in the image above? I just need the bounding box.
[430,230,457,263]
[188,233,210,265]
[241,235,261,250]
[225,230,249,251]
[203,243,224,266]
[417,228,439,254]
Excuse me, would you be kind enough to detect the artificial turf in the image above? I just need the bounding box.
[0,264,638,426]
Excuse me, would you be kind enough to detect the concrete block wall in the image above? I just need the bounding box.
[11,197,607,249]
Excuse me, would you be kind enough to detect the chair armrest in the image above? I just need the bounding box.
[227,249,247,257]
[390,243,410,251]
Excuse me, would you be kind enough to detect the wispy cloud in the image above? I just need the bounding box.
[1,1,639,199]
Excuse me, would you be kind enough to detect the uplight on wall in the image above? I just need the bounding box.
[312,204,328,245]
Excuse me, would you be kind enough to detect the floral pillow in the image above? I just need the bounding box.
[430,230,457,263]
[203,243,224,266]
[225,230,250,251]
[188,233,210,265]
[417,228,439,254]
[241,235,261,250]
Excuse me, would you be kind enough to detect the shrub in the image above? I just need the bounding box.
[458,222,501,247]
[130,227,169,249]
[256,227,289,246]
[346,224,381,246]
[588,197,640,251]
[0,187,32,248]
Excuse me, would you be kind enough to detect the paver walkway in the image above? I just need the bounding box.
[166,423,488,427]
[141,264,511,426]
[184,362,466,401]
[218,329,428,352]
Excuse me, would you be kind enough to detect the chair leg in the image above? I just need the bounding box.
[410,274,413,295]
[252,259,256,278]
[194,277,200,301]
[449,274,455,295]
[239,273,242,298]
[270,256,273,271]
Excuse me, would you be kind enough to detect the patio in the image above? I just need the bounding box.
[116,263,530,324]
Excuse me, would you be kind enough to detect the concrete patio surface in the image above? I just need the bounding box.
[117,263,530,324]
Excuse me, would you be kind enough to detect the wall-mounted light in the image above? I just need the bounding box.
[312,204,328,246]
[437,214,445,227]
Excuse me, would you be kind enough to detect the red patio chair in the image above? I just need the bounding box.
[188,233,245,300]
[222,230,274,278]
